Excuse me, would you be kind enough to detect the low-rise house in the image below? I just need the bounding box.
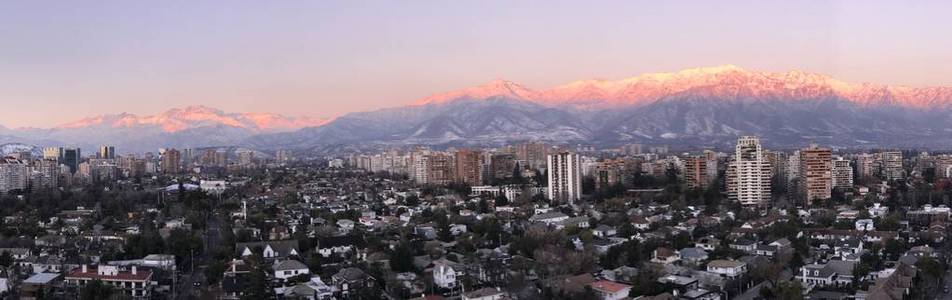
[593,225,617,238]
[651,247,680,265]
[590,280,632,300]
[529,212,569,226]
[235,240,300,260]
[332,267,374,298]
[695,237,720,251]
[316,235,358,258]
[855,219,875,231]
[432,258,463,289]
[679,247,710,265]
[20,273,61,300]
[797,260,855,287]
[706,260,747,278]
[65,265,153,298]
[729,239,757,253]
[274,259,310,281]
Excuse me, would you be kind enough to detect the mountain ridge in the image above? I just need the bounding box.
[412,65,952,109]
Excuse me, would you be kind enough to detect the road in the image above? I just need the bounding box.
[175,211,223,300]
[940,269,952,300]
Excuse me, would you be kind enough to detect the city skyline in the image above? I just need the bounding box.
[3,1,952,127]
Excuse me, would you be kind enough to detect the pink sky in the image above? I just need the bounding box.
[1,1,951,128]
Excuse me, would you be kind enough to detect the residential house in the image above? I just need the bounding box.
[706,260,747,278]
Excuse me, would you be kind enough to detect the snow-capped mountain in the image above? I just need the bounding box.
[415,65,952,109]
[53,105,328,133]
[0,143,42,158]
[252,65,952,150]
[3,106,330,153]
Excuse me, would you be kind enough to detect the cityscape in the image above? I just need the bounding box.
[2,1,952,300]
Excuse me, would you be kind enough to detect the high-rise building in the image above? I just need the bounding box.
[425,153,455,185]
[276,150,293,162]
[32,158,59,189]
[594,158,635,190]
[237,151,255,166]
[161,149,182,174]
[832,156,854,190]
[547,152,582,205]
[489,153,517,182]
[97,145,116,159]
[726,136,772,207]
[683,155,712,189]
[454,149,483,186]
[877,151,903,181]
[800,144,833,203]
[855,153,876,182]
[515,142,548,170]
[0,156,29,193]
[43,147,63,161]
[183,148,194,167]
[62,148,81,174]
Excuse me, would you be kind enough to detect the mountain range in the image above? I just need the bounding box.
[1,106,329,153]
[6,65,952,153]
[249,65,952,151]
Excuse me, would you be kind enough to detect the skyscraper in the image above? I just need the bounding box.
[727,136,772,207]
[42,147,63,161]
[547,152,582,205]
[161,149,182,174]
[454,149,483,186]
[800,144,833,203]
[98,145,116,159]
[877,151,903,181]
[683,155,711,189]
[0,156,29,193]
[62,148,81,174]
[832,156,854,190]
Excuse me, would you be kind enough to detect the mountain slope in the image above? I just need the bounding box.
[253,65,952,150]
[4,106,328,153]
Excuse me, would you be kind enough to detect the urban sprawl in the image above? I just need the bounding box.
[0,137,949,300]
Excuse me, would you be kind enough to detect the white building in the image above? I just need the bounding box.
[200,180,228,194]
[547,152,582,205]
[273,260,310,280]
[727,136,772,207]
[432,258,462,289]
[707,260,748,278]
[0,157,29,193]
[590,280,633,300]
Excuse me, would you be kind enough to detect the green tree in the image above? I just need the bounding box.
[79,280,114,300]
[242,258,273,300]
[389,242,415,272]
[0,251,12,268]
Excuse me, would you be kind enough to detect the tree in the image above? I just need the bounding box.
[494,194,510,207]
[0,251,12,268]
[389,242,415,272]
[242,258,273,300]
[79,280,114,300]
[404,195,420,207]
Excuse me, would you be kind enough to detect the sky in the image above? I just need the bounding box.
[1,0,951,128]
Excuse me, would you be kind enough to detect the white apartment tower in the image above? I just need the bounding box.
[547,152,582,205]
[727,136,772,207]
[0,157,29,193]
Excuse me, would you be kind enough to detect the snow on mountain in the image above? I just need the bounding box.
[411,65,952,110]
[1,106,330,153]
[0,143,41,157]
[250,65,952,150]
[54,105,329,133]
